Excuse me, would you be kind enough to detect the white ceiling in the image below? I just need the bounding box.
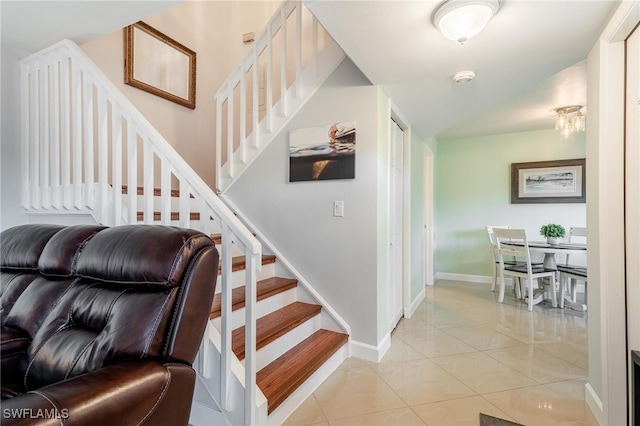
[305,0,618,140]
[0,1,181,53]
[1,0,618,141]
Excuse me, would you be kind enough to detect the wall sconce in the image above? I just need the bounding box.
[432,0,500,45]
[553,105,586,139]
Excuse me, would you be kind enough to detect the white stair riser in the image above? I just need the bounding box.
[214,262,276,290]
[211,288,298,330]
[243,314,321,371]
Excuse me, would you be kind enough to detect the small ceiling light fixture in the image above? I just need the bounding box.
[453,70,475,84]
[432,0,500,45]
[553,105,586,138]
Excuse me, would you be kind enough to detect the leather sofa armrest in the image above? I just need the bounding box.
[1,361,195,426]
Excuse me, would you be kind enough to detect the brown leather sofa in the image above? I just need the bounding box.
[0,224,219,425]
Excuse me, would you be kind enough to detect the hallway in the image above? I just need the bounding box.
[285,280,594,425]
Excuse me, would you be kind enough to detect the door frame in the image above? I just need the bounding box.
[388,101,411,325]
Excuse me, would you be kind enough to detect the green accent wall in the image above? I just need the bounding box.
[435,128,586,278]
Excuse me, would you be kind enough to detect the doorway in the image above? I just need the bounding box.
[388,117,404,331]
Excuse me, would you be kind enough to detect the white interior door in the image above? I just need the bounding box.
[389,118,404,331]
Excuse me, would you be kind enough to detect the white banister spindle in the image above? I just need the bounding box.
[71,63,83,209]
[96,87,108,220]
[227,85,234,178]
[311,16,318,80]
[220,224,233,412]
[29,63,40,208]
[295,3,302,99]
[200,198,212,236]
[160,157,171,225]
[127,123,138,224]
[20,63,30,208]
[244,252,259,426]
[280,7,287,117]
[266,26,273,133]
[60,55,71,209]
[41,58,51,209]
[179,179,189,229]
[51,59,61,209]
[143,137,154,224]
[252,47,259,148]
[240,67,247,164]
[112,104,123,226]
[83,73,95,209]
[215,96,222,192]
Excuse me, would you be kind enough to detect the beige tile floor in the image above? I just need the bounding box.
[284,280,595,426]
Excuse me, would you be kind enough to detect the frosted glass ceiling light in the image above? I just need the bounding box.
[433,0,500,45]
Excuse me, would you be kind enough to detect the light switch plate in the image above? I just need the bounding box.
[333,201,344,217]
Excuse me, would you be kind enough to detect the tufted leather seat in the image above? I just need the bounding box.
[0,224,219,425]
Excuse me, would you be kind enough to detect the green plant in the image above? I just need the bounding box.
[540,223,566,238]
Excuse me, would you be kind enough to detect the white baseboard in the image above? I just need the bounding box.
[435,272,494,284]
[350,334,391,363]
[585,382,604,425]
[404,287,425,319]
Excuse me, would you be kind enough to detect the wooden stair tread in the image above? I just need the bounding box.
[257,329,348,414]
[210,232,257,245]
[210,277,298,319]
[218,255,276,275]
[231,302,321,360]
[136,211,201,221]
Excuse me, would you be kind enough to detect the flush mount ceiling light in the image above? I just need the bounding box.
[453,70,475,84]
[432,0,500,45]
[553,105,586,139]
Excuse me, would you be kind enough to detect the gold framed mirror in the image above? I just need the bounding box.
[124,21,196,109]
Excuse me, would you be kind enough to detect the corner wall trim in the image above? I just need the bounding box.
[435,272,493,284]
[350,334,391,363]
[403,286,425,319]
[585,382,605,425]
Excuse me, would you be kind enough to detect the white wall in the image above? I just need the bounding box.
[435,129,587,279]
[81,1,280,189]
[584,1,637,424]
[1,44,28,230]
[227,58,382,347]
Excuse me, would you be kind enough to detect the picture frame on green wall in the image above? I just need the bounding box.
[511,158,586,204]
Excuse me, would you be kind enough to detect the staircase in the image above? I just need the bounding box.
[18,1,350,424]
[126,190,349,424]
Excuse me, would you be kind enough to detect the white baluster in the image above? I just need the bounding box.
[220,224,233,411]
[96,87,108,220]
[143,137,154,224]
[240,66,247,165]
[311,16,318,80]
[244,251,259,426]
[30,62,40,208]
[41,57,51,209]
[215,96,222,192]
[227,84,234,178]
[252,46,259,149]
[280,7,287,117]
[72,61,83,209]
[295,2,302,99]
[112,104,123,225]
[127,123,138,224]
[179,180,189,229]
[20,62,30,209]
[160,157,171,225]
[51,59,61,209]
[83,73,95,209]
[266,26,273,134]
[60,55,71,209]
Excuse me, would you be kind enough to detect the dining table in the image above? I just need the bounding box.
[502,240,587,311]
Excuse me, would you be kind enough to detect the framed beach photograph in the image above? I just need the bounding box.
[124,21,197,109]
[511,158,586,204]
[289,121,356,182]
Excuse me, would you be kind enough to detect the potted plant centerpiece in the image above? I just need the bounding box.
[540,223,565,245]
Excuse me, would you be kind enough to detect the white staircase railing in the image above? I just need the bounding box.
[20,39,265,424]
[215,0,344,192]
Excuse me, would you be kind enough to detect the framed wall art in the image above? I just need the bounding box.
[124,21,197,109]
[511,158,586,204]
[289,121,356,182]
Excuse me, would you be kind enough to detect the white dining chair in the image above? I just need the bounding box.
[493,228,557,311]
[486,225,541,293]
[557,226,588,308]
